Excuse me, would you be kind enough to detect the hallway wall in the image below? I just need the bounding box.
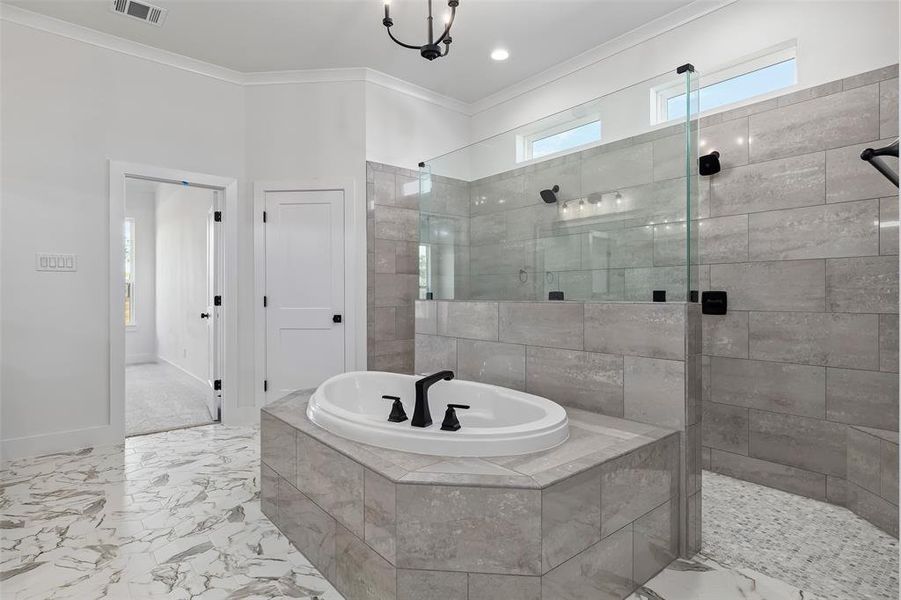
[155,184,215,383]
[125,185,157,364]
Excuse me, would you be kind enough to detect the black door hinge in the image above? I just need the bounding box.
[214,295,222,306]
[214,211,222,222]
[263,211,267,223]
[263,380,268,392]
[263,295,268,307]
[214,379,222,391]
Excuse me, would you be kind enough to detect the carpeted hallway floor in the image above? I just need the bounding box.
[125,361,216,436]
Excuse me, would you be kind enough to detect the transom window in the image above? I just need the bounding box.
[653,45,798,123]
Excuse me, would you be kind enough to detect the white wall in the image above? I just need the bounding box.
[469,0,900,143]
[2,0,898,457]
[124,186,157,364]
[0,21,245,456]
[154,184,214,382]
[364,82,471,171]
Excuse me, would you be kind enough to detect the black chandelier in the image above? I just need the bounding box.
[382,0,459,61]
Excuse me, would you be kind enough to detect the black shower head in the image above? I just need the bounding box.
[540,185,560,203]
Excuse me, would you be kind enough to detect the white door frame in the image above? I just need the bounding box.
[253,179,365,409]
[109,161,239,438]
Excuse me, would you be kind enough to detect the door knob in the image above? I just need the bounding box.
[333,314,342,323]
[200,312,210,319]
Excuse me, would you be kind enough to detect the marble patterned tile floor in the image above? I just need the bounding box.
[0,425,340,599]
[2,425,897,599]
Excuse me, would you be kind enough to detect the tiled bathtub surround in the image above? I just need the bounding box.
[262,391,680,600]
[414,299,703,556]
[366,162,470,374]
[698,64,900,536]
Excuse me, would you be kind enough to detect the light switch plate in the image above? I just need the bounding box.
[36,253,77,272]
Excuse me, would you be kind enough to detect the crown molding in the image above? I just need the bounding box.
[469,0,739,115]
[0,4,470,114]
[0,3,245,85]
[2,1,735,118]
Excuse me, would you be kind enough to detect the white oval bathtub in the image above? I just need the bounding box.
[306,372,569,457]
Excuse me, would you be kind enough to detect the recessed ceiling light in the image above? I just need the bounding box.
[491,48,510,61]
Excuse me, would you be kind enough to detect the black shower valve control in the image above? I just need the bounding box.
[701,291,728,315]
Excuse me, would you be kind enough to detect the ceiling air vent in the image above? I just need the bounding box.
[111,0,167,26]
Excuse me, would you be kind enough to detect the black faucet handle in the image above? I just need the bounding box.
[440,404,469,431]
[383,395,408,423]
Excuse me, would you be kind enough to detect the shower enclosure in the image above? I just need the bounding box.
[419,67,701,303]
[414,65,704,559]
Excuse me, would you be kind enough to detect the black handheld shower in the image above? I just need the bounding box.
[540,185,560,203]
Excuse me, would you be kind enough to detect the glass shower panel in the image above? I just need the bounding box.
[421,66,699,303]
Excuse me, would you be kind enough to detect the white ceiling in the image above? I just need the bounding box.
[7,0,696,103]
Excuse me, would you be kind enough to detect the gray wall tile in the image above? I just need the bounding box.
[585,303,685,360]
[709,356,826,418]
[881,439,899,505]
[526,346,623,416]
[396,484,541,574]
[847,482,899,536]
[709,260,826,312]
[624,266,689,302]
[826,140,899,203]
[296,431,365,538]
[848,427,882,494]
[541,466,602,572]
[437,301,499,340]
[843,65,899,90]
[279,479,337,581]
[748,410,848,477]
[702,311,749,358]
[414,334,456,374]
[364,469,396,563]
[457,339,526,391]
[261,463,278,521]
[375,205,419,242]
[541,525,634,600]
[880,314,899,372]
[698,215,749,264]
[397,570,466,600]
[708,449,826,500]
[826,256,899,313]
[624,356,686,429]
[469,574,541,600]
[582,142,653,195]
[335,524,397,600]
[600,437,677,537]
[749,311,879,370]
[880,78,899,138]
[709,153,825,217]
[414,301,437,335]
[499,302,583,349]
[748,200,879,261]
[375,273,419,308]
[261,412,296,481]
[524,155,582,203]
[826,368,899,430]
[632,500,677,584]
[581,227,654,269]
[698,117,750,169]
[749,84,879,162]
[653,222,693,267]
[373,306,398,341]
[880,197,899,256]
[702,401,749,454]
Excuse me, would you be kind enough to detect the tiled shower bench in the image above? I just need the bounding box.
[261,391,681,600]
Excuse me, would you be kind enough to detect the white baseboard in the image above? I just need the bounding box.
[1,424,122,462]
[126,353,157,365]
[155,355,209,388]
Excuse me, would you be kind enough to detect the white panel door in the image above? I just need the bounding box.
[265,190,345,400]
[205,201,220,420]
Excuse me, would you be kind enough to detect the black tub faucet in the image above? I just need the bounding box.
[411,370,455,427]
